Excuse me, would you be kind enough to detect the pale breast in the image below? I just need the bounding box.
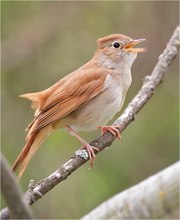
[69,74,128,132]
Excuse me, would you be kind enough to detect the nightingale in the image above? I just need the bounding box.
[12,34,145,179]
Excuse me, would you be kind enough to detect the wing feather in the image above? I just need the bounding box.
[31,69,107,133]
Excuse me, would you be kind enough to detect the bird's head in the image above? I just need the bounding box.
[95,34,146,68]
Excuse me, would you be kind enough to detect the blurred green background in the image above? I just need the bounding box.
[1,1,179,219]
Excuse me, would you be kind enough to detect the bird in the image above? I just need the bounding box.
[12,34,145,179]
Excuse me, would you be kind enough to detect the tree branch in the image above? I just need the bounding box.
[1,154,33,219]
[1,26,179,219]
[81,162,180,220]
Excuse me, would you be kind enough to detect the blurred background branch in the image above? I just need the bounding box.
[82,162,180,220]
[1,25,179,220]
[1,154,33,219]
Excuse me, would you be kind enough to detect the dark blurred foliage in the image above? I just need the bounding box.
[1,1,179,219]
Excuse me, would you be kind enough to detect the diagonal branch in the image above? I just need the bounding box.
[1,26,179,219]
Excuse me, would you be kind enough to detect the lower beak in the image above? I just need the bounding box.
[123,39,146,53]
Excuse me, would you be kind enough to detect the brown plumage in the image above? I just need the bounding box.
[12,34,145,179]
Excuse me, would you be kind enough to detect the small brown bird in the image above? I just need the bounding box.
[12,34,145,179]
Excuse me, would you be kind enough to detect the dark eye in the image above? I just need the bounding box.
[112,41,121,48]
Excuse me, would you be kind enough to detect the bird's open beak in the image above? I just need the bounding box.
[123,39,146,53]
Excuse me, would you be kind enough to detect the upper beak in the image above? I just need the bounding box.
[123,39,146,53]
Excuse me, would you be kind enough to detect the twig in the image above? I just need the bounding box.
[81,162,180,220]
[1,26,179,219]
[1,154,33,219]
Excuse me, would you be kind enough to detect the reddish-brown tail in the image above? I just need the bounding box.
[12,126,52,180]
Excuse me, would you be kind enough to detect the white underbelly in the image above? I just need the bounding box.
[70,85,125,132]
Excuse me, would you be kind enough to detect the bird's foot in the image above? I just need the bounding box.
[81,144,99,167]
[98,125,122,142]
[66,125,99,167]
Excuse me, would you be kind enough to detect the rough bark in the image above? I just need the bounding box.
[81,162,180,220]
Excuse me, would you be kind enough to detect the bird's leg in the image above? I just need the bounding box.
[98,125,122,142]
[66,125,99,167]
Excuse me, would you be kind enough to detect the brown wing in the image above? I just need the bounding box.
[31,68,107,133]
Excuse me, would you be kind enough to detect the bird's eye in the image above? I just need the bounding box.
[112,41,121,48]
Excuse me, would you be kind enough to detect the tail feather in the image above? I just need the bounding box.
[19,92,45,117]
[19,93,41,110]
[12,132,37,172]
[12,126,52,180]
